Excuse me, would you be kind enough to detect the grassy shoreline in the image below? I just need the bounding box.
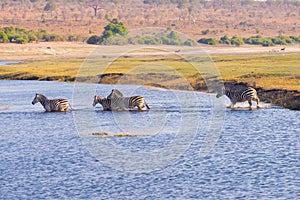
[1,43,299,110]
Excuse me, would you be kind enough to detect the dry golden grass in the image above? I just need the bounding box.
[1,43,300,91]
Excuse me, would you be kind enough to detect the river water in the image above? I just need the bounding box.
[0,80,299,199]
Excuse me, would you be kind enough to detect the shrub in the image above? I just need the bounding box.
[183,39,197,46]
[15,35,29,44]
[0,31,9,43]
[198,38,219,45]
[87,35,101,44]
[220,35,231,44]
[262,39,274,46]
[43,34,65,42]
[231,36,244,46]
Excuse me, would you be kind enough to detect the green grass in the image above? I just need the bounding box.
[1,50,300,91]
[212,54,300,90]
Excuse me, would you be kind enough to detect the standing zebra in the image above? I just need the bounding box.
[32,93,72,112]
[216,85,260,108]
[93,94,150,111]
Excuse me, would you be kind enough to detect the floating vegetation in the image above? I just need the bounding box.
[92,132,148,137]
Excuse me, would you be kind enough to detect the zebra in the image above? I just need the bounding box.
[32,93,72,112]
[216,85,260,108]
[93,94,150,111]
[92,89,123,111]
[107,89,123,99]
[93,95,112,111]
[107,89,150,111]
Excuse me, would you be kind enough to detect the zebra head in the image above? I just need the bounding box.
[107,89,123,99]
[93,95,105,106]
[32,93,44,105]
[216,87,226,98]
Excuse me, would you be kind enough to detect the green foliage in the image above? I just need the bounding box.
[87,18,128,45]
[43,34,65,42]
[198,38,219,45]
[220,35,231,44]
[199,34,300,46]
[183,38,197,46]
[15,35,29,44]
[132,29,195,46]
[0,26,67,44]
[87,35,101,44]
[0,30,9,43]
[102,18,128,39]
[231,36,244,46]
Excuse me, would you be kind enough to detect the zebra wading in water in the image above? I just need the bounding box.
[93,95,112,111]
[93,92,150,111]
[108,89,150,111]
[107,89,123,100]
[92,89,124,111]
[32,93,72,112]
[216,85,260,109]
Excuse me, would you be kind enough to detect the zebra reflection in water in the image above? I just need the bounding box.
[216,84,260,109]
[32,93,72,112]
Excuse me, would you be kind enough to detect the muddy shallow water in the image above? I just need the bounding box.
[0,80,299,199]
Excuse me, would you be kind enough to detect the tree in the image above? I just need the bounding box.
[102,18,128,40]
[44,1,56,17]
[87,0,105,17]
[87,18,128,45]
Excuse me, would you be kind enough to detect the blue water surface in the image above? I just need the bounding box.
[0,80,299,199]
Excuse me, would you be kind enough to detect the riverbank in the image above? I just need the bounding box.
[0,42,299,110]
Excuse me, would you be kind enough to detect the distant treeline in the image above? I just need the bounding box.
[88,28,198,46]
[0,26,85,44]
[2,26,300,47]
[198,35,300,46]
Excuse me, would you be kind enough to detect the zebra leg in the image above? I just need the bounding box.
[256,97,260,108]
[145,101,150,109]
[230,100,236,108]
[248,100,252,108]
[136,103,146,111]
[68,103,73,111]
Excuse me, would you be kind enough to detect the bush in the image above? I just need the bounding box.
[102,18,128,40]
[220,35,231,44]
[0,31,9,43]
[87,35,101,44]
[43,34,65,42]
[183,38,197,46]
[198,38,219,45]
[231,36,244,46]
[262,39,274,46]
[15,35,29,44]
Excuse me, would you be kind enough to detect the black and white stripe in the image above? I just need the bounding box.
[216,85,260,108]
[32,93,72,112]
[107,89,123,99]
[93,95,112,111]
[93,93,150,111]
[110,95,150,111]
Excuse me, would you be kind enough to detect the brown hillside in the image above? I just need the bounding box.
[0,0,299,40]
